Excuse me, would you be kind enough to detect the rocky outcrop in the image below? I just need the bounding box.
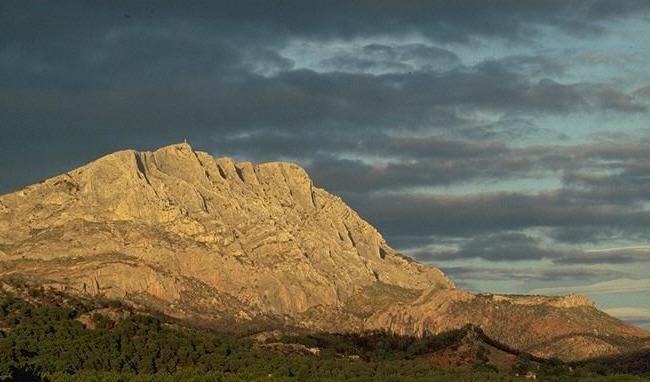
[0,143,646,360]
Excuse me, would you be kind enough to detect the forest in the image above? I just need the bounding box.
[0,289,647,382]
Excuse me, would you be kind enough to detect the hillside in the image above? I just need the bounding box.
[0,285,647,381]
[0,143,647,361]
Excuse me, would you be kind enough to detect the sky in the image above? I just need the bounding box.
[1,1,650,328]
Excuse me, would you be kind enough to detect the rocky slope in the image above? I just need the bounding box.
[0,143,647,360]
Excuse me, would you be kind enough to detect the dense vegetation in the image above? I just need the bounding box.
[0,290,648,381]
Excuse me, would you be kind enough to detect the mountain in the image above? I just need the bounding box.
[0,143,647,361]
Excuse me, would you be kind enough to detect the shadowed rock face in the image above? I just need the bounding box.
[0,143,647,360]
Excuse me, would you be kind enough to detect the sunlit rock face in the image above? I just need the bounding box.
[0,143,647,360]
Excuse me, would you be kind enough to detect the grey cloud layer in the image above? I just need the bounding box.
[3,33,645,194]
[441,266,624,282]
[5,1,650,47]
[349,190,650,239]
[413,232,650,264]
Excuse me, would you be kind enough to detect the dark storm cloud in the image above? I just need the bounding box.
[5,1,650,48]
[218,133,523,192]
[211,121,650,198]
[301,139,650,196]
[307,155,533,193]
[347,190,650,239]
[411,231,650,264]
[3,0,650,194]
[199,68,646,132]
[3,52,645,193]
[435,232,558,262]
[8,60,637,134]
[336,138,650,264]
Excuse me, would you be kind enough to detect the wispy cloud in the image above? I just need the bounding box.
[531,278,650,295]
[604,307,650,318]
[604,307,650,329]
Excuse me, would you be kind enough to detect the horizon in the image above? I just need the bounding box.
[1,1,650,329]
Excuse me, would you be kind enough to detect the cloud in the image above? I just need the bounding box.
[4,59,644,193]
[219,134,650,199]
[604,307,650,329]
[633,85,650,99]
[5,1,650,49]
[331,137,650,244]
[531,278,650,295]
[9,63,634,142]
[440,266,621,282]
[548,226,625,244]
[411,231,650,264]
[211,130,510,164]
[477,55,565,77]
[307,155,530,193]
[604,306,650,318]
[430,232,558,262]
[554,247,650,265]
[2,0,648,197]
[347,190,650,239]
[317,43,461,74]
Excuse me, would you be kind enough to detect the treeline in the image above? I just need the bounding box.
[276,327,469,361]
[0,293,505,382]
[0,291,647,381]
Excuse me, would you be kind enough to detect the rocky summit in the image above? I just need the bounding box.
[0,143,647,361]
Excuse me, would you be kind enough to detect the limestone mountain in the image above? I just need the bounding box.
[0,143,647,361]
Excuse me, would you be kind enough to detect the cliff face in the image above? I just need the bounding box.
[0,143,646,360]
[0,143,450,324]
